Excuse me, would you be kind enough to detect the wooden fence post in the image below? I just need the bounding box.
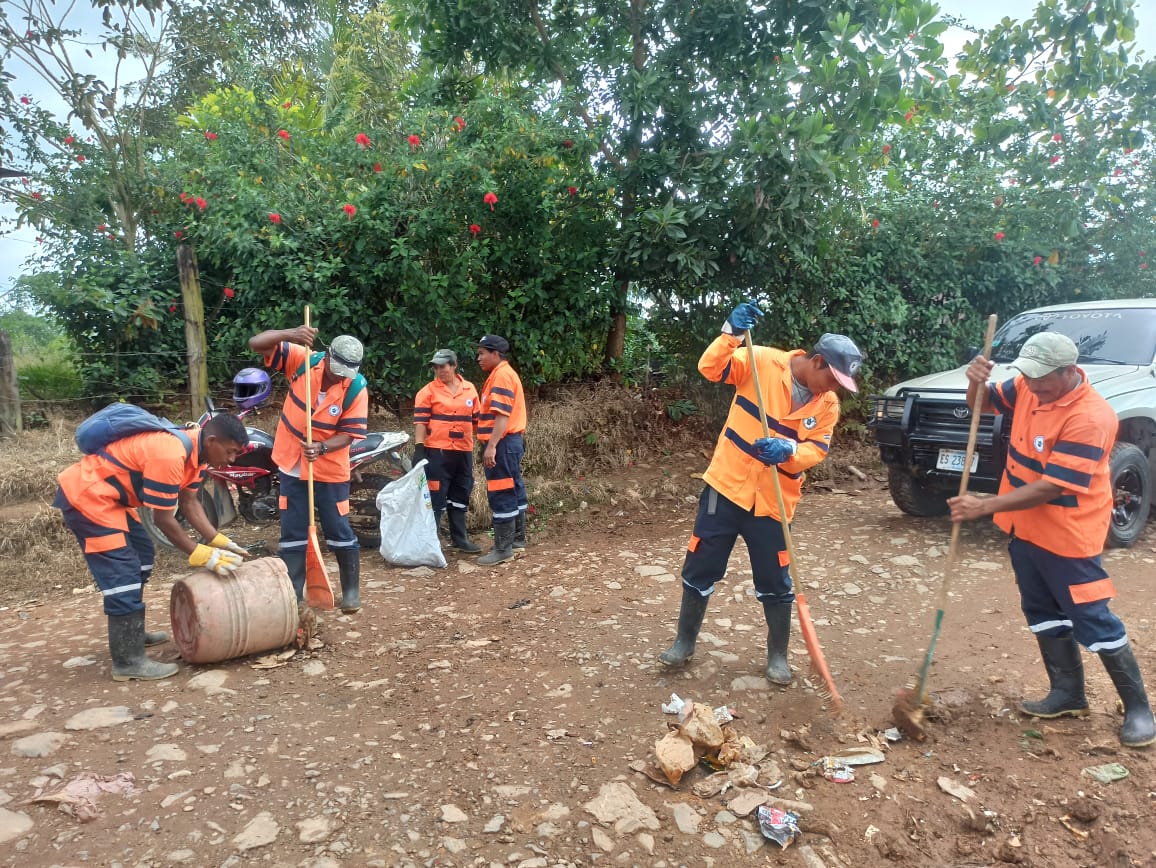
[177,244,208,419]
[0,329,21,439]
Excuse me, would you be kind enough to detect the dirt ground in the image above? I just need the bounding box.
[2,452,1156,867]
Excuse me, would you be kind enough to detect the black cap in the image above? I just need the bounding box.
[812,333,863,392]
[478,335,510,353]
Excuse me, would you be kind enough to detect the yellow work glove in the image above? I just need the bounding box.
[209,532,251,557]
[189,543,243,576]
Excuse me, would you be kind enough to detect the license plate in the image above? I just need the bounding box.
[936,449,979,473]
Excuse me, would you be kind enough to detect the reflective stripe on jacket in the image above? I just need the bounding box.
[479,360,526,442]
[699,334,839,522]
[989,371,1115,557]
[414,376,479,450]
[58,429,205,530]
[265,342,369,483]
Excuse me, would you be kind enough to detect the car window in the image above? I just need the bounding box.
[990,309,1156,366]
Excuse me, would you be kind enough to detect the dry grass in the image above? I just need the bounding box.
[0,418,78,503]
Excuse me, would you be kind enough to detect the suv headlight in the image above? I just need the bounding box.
[871,397,905,421]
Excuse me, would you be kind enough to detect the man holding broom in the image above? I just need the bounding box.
[949,332,1155,747]
[249,323,369,614]
[658,300,862,685]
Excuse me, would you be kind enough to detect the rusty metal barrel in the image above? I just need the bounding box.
[169,557,297,664]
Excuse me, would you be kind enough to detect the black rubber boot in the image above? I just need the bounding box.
[281,550,307,602]
[334,549,362,614]
[1099,643,1156,747]
[513,512,527,551]
[761,600,794,685]
[108,611,178,681]
[143,606,168,647]
[448,508,482,554]
[477,520,516,566]
[1020,634,1089,718]
[659,587,710,666]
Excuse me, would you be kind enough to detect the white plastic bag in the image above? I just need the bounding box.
[375,460,447,568]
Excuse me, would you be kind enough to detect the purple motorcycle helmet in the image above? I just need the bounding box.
[232,367,272,410]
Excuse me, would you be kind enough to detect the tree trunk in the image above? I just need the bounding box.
[0,329,21,439]
[177,245,209,418]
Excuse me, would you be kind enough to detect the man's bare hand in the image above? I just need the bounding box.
[966,354,994,387]
[948,494,989,523]
[288,325,318,347]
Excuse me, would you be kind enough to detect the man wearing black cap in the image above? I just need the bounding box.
[659,301,862,687]
[475,335,528,565]
[413,349,482,553]
[248,323,369,614]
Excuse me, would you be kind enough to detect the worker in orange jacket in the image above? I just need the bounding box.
[249,324,369,613]
[54,413,251,681]
[475,335,528,565]
[659,301,862,686]
[413,348,482,553]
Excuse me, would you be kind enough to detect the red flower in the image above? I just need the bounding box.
[484,191,498,210]
[468,223,481,237]
[1114,168,1123,176]
[107,234,115,240]
[342,203,357,220]
[174,230,183,239]
[1125,148,1134,154]
[1049,155,1061,164]
[169,304,177,313]
[904,110,914,123]
[282,101,292,109]
[407,133,421,150]
[31,192,41,200]
[19,96,30,105]
[223,287,235,299]
[269,212,282,224]
[373,163,382,173]
[355,132,372,148]
[994,231,1005,241]
[453,116,466,132]
[871,218,880,229]
[205,131,217,141]
[1142,263,1150,270]
[1033,256,1043,266]
[1052,133,1062,142]
[562,139,574,149]
[277,129,290,141]
[64,136,74,145]
[76,154,85,162]
[194,196,207,210]
[567,186,577,196]
[97,223,106,231]
[882,144,892,155]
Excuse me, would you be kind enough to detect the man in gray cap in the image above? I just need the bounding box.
[659,300,862,686]
[248,323,369,614]
[413,349,482,552]
[950,331,1155,748]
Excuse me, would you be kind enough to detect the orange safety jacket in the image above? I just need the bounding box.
[989,371,1116,558]
[265,342,369,483]
[57,429,205,531]
[413,375,479,450]
[478,360,526,442]
[699,335,839,522]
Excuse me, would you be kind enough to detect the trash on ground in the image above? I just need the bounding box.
[820,757,854,783]
[829,746,885,766]
[1081,762,1129,784]
[755,804,801,848]
[250,648,297,670]
[642,700,769,788]
[884,727,902,742]
[1058,814,1090,840]
[25,772,138,822]
[661,693,686,715]
[713,705,734,724]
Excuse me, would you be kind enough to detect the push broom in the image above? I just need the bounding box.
[892,313,997,739]
[302,305,336,611]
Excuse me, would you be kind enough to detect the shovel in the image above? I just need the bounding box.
[302,305,335,611]
[746,335,843,713]
[892,313,998,739]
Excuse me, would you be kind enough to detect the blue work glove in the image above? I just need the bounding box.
[754,437,797,466]
[722,301,763,336]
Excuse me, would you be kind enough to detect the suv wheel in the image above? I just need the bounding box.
[1108,443,1151,549]
[887,466,950,517]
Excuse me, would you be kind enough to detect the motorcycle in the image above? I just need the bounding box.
[140,368,410,551]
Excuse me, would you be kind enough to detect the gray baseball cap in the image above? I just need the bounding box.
[1011,332,1078,378]
[813,333,863,392]
[328,335,363,379]
[429,348,458,366]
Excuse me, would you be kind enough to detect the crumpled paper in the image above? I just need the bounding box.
[25,772,138,822]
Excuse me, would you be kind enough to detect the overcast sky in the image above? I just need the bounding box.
[1,0,1153,304]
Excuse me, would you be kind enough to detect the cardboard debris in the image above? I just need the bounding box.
[25,772,138,822]
[654,730,696,785]
[678,702,724,750]
[937,776,977,803]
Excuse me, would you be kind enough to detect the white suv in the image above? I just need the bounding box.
[870,298,1156,548]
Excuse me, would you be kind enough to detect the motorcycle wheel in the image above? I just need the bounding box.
[139,489,219,551]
